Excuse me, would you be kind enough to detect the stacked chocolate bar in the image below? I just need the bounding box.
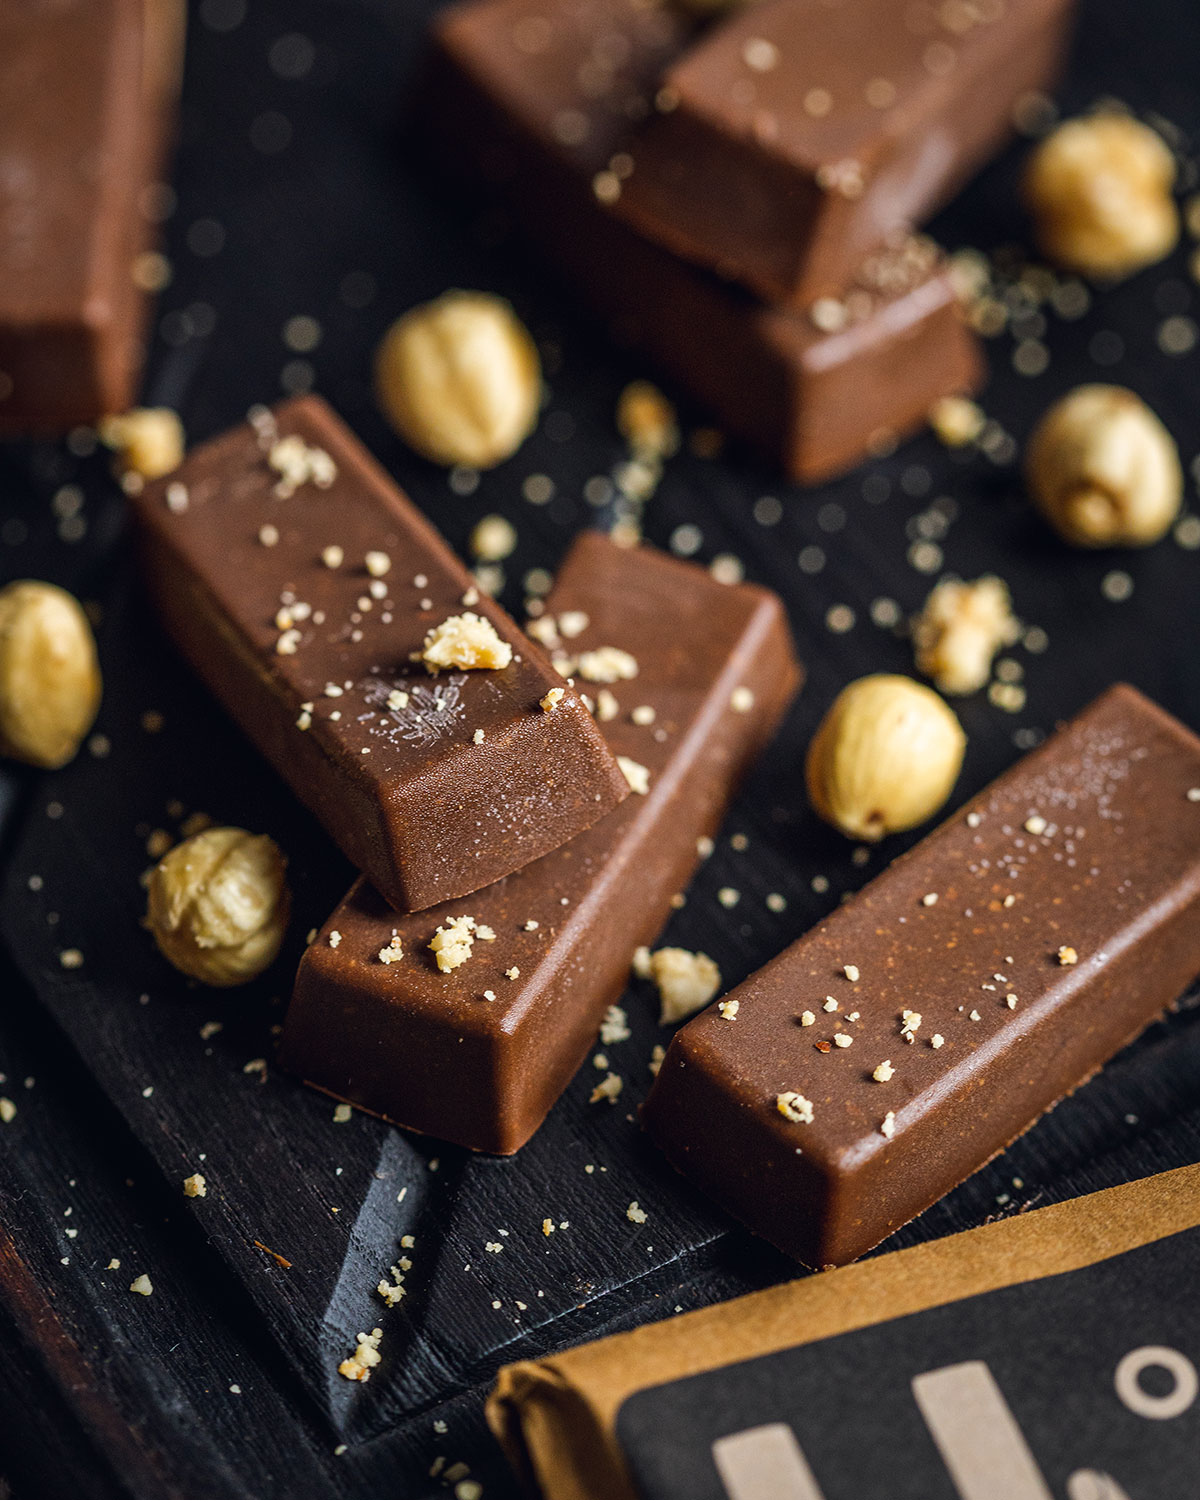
[426,0,1077,480]
[0,0,184,432]
[129,395,803,1152]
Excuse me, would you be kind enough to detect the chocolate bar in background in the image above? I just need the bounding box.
[644,684,1200,1267]
[428,0,982,483]
[612,0,1076,310]
[487,1164,1200,1500]
[281,532,801,1154]
[131,396,629,914]
[0,0,185,433]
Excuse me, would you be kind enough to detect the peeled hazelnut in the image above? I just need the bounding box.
[99,407,185,481]
[0,581,102,769]
[805,675,966,842]
[374,291,541,468]
[912,576,1020,696]
[146,826,290,987]
[1026,384,1181,547]
[1023,114,1179,279]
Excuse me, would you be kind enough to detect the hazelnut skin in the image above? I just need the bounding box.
[1023,114,1179,279]
[0,580,102,769]
[147,827,290,987]
[374,291,541,469]
[1026,385,1181,548]
[806,675,966,842]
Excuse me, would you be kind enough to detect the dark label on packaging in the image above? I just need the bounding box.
[616,1227,1200,1499]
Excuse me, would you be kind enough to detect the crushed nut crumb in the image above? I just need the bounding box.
[617,755,651,794]
[183,1173,207,1198]
[872,1059,895,1082]
[776,1091,814,1124]
[421,613,513,672]
[540,687,565,713]
[338,1327,382,1382]
[646,948,721,1024]
[1057,945,1079,966]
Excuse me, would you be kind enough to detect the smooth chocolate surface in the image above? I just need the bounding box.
[612,0,1075,308]
[280,532,802,1153]
[131,396,628,913]
[429,0,982,482]
[0,0,183,432]
[643,684,1200,1267]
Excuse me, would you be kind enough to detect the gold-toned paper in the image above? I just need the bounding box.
[487,1163,1200,1499]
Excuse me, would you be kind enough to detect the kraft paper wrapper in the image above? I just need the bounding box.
[486,1162,1200,1500]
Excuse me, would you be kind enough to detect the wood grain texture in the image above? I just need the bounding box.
[2,0,1200,1495]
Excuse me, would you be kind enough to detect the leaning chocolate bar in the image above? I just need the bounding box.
[280,533,801,1153]
[644,684,1200,1267]
[610,0,1076,309]
[428,0,982,482]
[131,397,628,913]
[0,0,184,432]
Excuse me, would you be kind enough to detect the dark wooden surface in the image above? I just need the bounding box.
[2,0,1200,1496]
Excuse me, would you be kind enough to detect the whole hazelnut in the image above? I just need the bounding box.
[1023,113,1179,279]
[374,291,541,469]
[806,675,966,842]
[0,580,102,769]
[146,826,290,987]
[1026,384,1181,547]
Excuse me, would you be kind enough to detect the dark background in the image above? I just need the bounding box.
[1,0,1199,1496]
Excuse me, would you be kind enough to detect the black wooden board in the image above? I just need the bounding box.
[2,0,1200,1495]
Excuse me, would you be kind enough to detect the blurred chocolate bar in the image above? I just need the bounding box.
[0,0,184,433]
[281,531,801,1152]
[611,0,1076,308]
[428,0,982,482]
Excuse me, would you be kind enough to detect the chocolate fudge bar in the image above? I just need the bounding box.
[0,0,184,432]
[643,684,1200,1267]
[280,532,801,1153]
[611,0,1075,308]
[428,0,982,482]
[131,397,629,913]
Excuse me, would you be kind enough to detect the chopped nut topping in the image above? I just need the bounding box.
[333,1103,352,1123]
[378,931,404,964]
[0,1098,15,1124]
[599,1004,631,1044]
[776,1091,814,1125]
[338,1327,383,1382]
[646,947,721,1024]
[377,1266,407,1306]
[617,756,651,795]
[428,916,493,972]
[833,1033,853,1048]
[576,646,638,683]
[880,1111,897,1139]
[626,1200,649,1224]
[1057,945,1079,965]
[900,1009,922,1041]
[589,1072,623,1105]
[558,611,589,639]
[913,576,1020,696]
[872,1059,895,1082]
[99,408,185,480]
[730,687,755,713]
[823,997,838,1013]
[258,524,279,547]
[321,544,344,569]
[800,1011,815,1027]
[718,999,739,1021]
[630,704,656,726]
[269,434,336,499]
[472,728,485,745]
[129,1273,154,1297]
[183,1173,207,1198]
[931,1033,945,1049]
[364,550,391,578]
[542,1218,555,1236]
[540,687,565,713]
[843,964,860,982]
[1024,814,1047,835]
[421,612,513,671]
